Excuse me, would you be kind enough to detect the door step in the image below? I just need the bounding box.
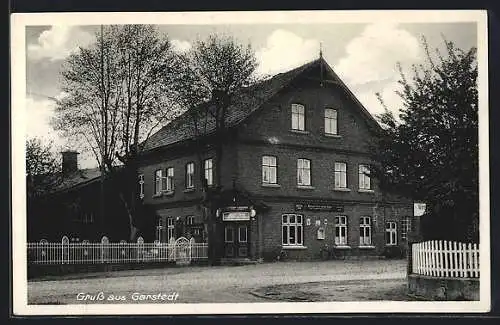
[220,258,259,266]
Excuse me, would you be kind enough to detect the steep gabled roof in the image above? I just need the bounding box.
[141,58,381,153]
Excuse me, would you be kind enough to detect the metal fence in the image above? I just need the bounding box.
[411,240,479,278]
[27,236,208,265]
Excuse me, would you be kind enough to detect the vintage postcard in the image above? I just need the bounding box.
[11,10,490,315]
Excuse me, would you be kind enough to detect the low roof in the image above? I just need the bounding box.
[141,57,381,153]
[50,168,102,194]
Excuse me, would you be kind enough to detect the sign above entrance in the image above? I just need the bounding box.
[222,212,250,221]
[294,203,344,212]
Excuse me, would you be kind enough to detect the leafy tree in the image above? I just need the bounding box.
[26,137,61,198]
[170,34,259,263]
[373,39,478,242]
[53,25,179,241]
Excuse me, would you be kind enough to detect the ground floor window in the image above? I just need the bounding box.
[335,216,348,246]
[156,218,163,242]
[401,216,412,241]
[282,214,303,246]
[359,216,372,246]
[167,217,175,242]
[385,221,397,246]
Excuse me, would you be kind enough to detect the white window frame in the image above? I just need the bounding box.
[282,214,303,246]
[359,164,371,190]
[359,216,372,246]
[291,103,305,131]
[325,108,338,135]
[401,217,412,241]
[154,169,162,195]
[297,158,311,186]
[167,217,175,242]
[262,155,277,184]
[186,162,195,189]
[138,174,145,199]
[156,218,164,242]
[165,167,174,192]
[204,158,213,186]
[238,226,248,243]
[335,216,348,246]
[186,216,195,225]
[386,221,397,246]
[334,162,347,189]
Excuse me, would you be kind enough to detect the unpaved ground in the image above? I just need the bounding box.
[28,259,408,304]
[251,279,413,302]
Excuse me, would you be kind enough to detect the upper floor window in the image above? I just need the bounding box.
[154,169,162,195]
[386,221,397,246]
[359,216,372,246]
[335,216,348,246]
[359,164,371,190]
[186,162,195,189]
[297,158,311,186]
[204,158,213,186]
[334,162,347,189]
[282,214,303,246]
[325,108,338,135]
[138,174,144,199]
[262,155,277,184]
[165,167,174,192]
[186,216,195,225]
[291,103,305,131]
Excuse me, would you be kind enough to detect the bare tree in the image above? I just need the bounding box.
[170,34,259,264]
[53,25,179,241]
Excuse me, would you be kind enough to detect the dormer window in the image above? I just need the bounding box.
[291,104,305,131]
[325,108,338,135]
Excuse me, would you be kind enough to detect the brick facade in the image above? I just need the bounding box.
[137,58,419,260]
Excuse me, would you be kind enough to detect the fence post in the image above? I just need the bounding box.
[137,236,144,262]
[473,243,479,277]
[407,241,413,277]
[101,236,109,264]
[189,237,195,261]
[61,236,69,265]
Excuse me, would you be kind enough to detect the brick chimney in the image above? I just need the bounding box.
[61,151,79,177]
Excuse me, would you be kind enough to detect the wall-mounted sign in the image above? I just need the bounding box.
[224,206,250,212]
[295,203,344,212]
[222,211,250,221]
[414,203,426,217]
[317,227,325,240]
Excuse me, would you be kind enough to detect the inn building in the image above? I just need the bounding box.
[137,57,420,261]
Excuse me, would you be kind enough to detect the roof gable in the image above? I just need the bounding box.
[141,58,381,153]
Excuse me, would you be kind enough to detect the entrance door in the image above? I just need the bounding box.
[224,223,249,258]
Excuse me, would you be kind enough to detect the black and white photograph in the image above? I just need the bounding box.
[11,10,490,315]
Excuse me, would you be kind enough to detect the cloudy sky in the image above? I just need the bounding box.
[25,21,477,169]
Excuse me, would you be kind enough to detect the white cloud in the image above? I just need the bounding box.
[256,29,320,76]
[25,96,59,142]
[28,26,94,61]
[335,23,421,87]
[355,81,405,118]
[171,39,192,53]
[25,95,98,169]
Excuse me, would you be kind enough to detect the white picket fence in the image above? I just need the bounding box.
[411,240,479,278]
[27,236,208,265]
